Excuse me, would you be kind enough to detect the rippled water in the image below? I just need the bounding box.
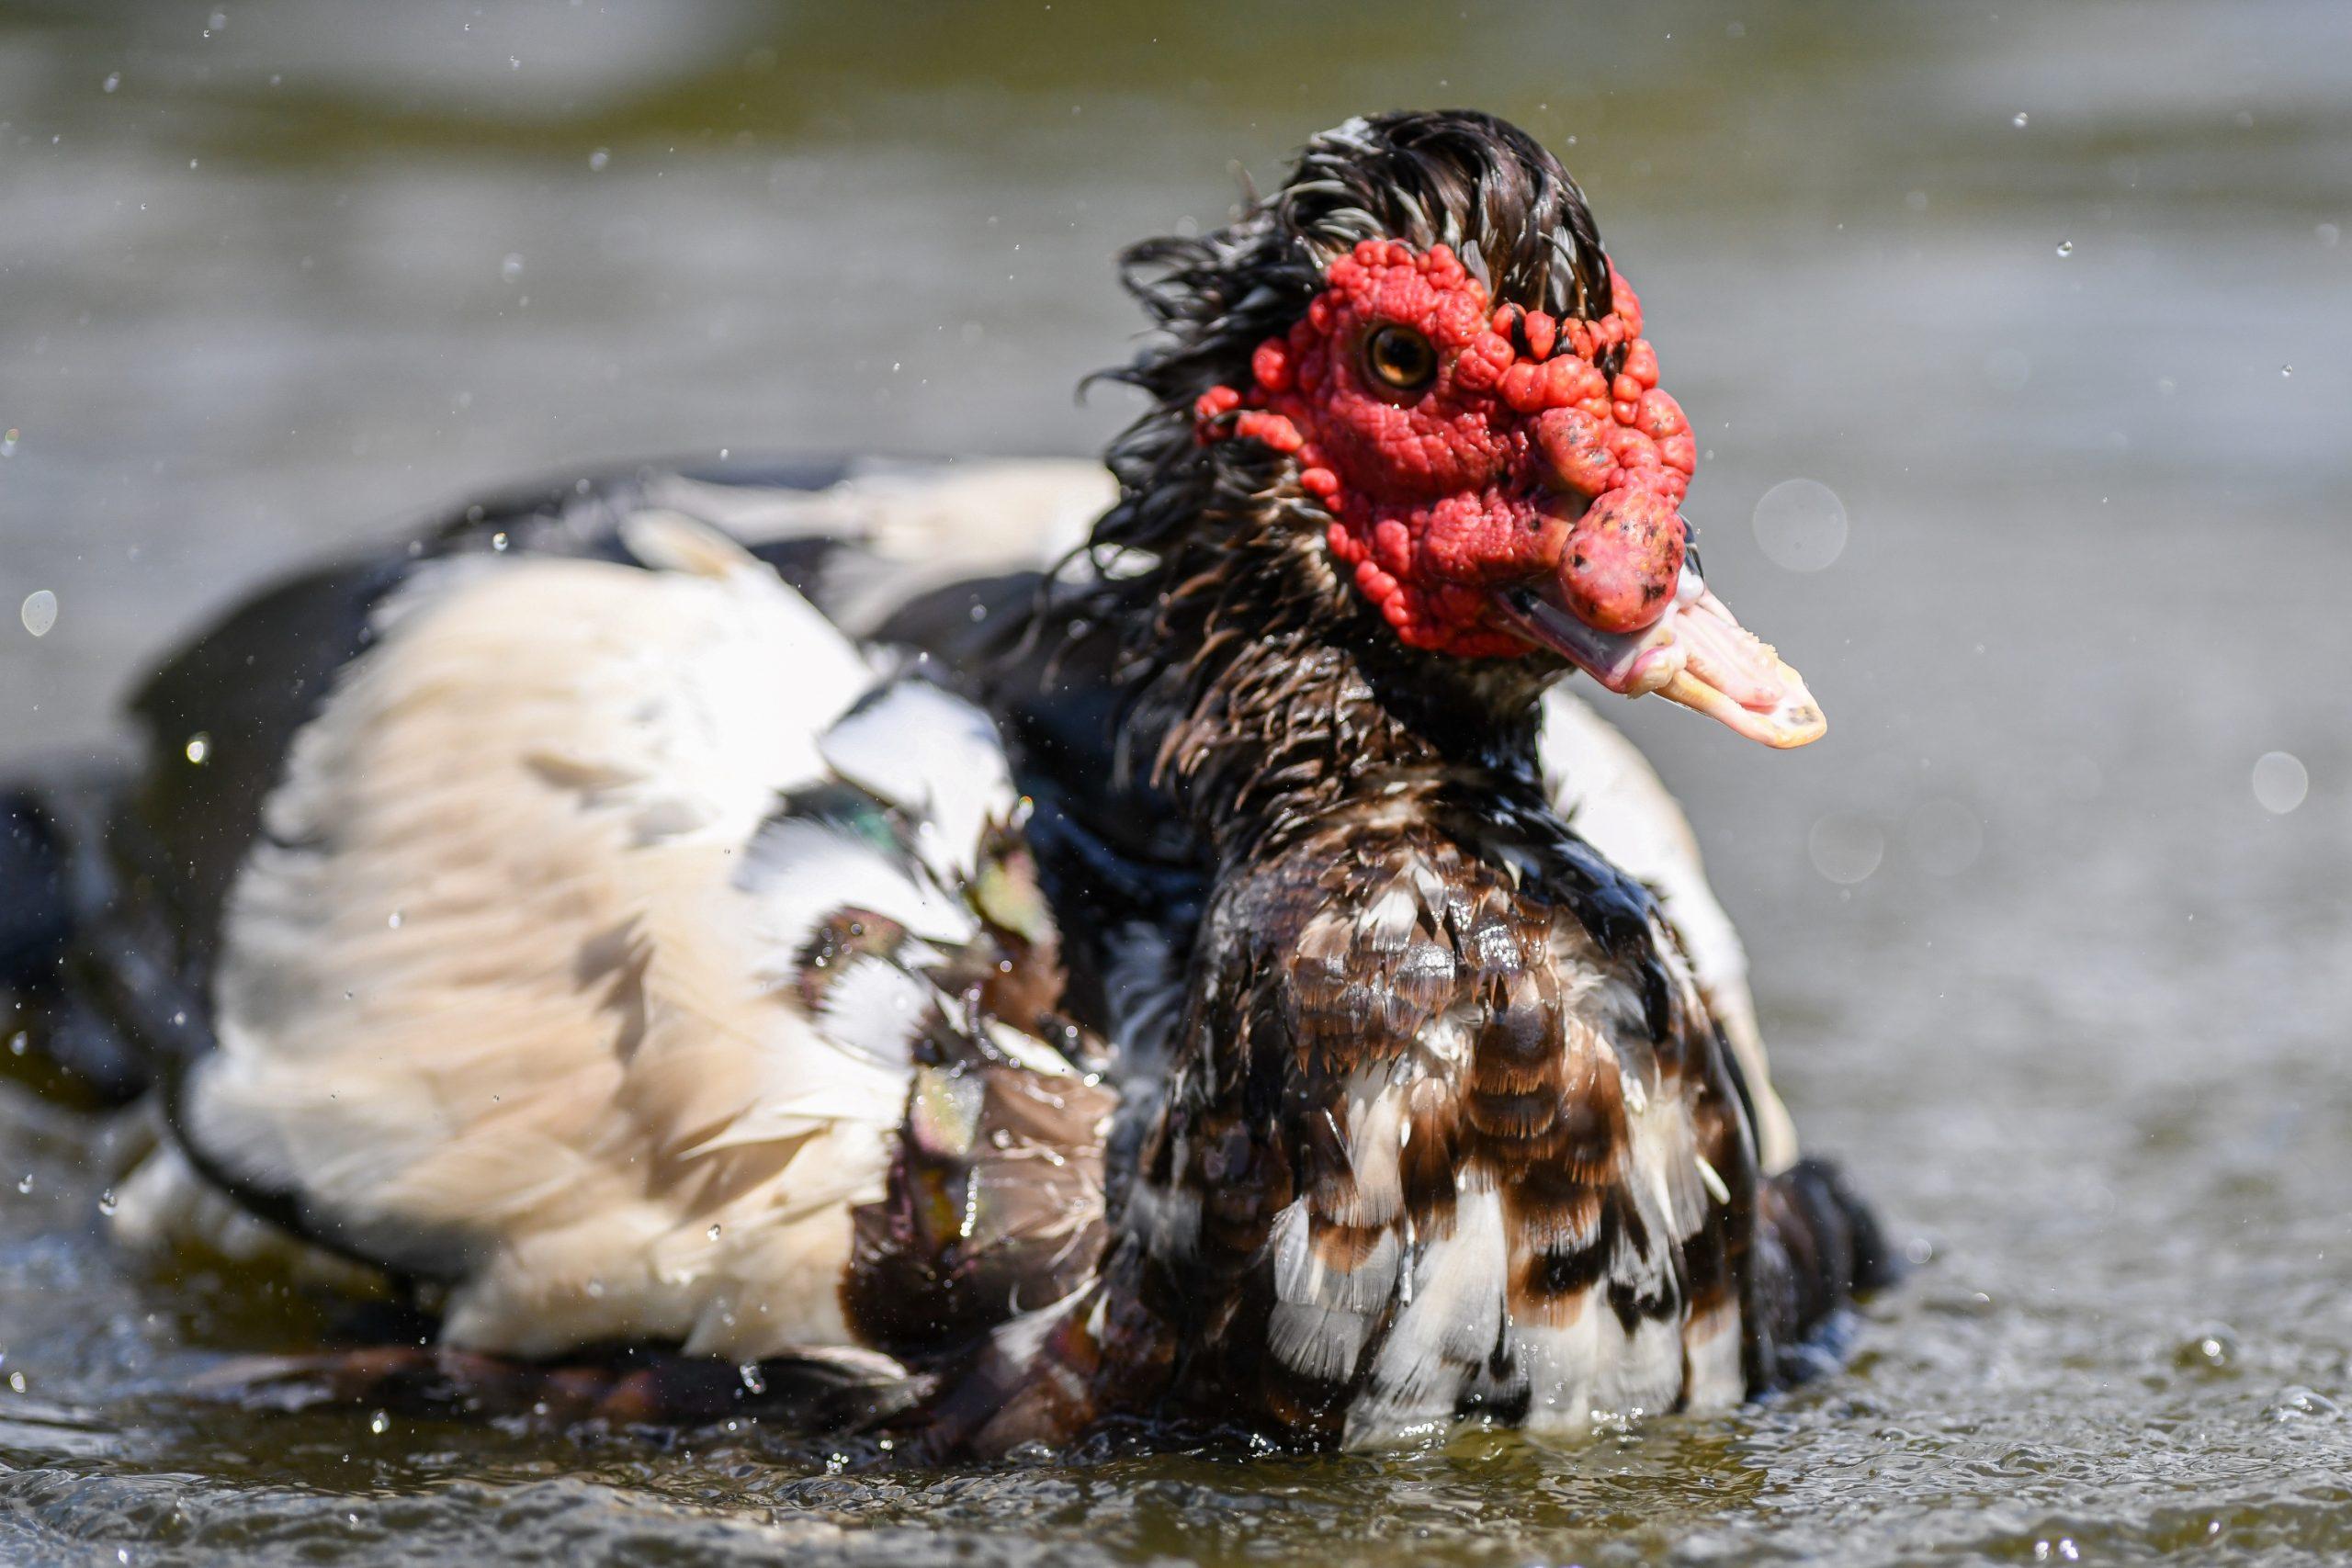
[3,3,2349,1562]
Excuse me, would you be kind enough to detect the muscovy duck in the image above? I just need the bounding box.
[0,109,1880,1451]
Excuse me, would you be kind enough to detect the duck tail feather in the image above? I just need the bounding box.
[1755,1155,1897,1388]
[0,764,154,1106]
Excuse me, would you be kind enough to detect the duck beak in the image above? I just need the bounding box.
[1493,560,1827,749]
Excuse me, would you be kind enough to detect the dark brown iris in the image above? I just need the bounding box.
[1363,323,1438,393]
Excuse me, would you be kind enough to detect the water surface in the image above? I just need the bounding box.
[3,3,2349,1562]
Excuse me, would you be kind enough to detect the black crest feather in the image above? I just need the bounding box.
[1088,110,1611,573]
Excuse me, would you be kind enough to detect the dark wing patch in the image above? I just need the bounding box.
[844,1060,1112,1359]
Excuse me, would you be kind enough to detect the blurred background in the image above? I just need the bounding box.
[1,3,2348,1565]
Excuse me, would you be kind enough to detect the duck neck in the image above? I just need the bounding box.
[1132,498,1554,864]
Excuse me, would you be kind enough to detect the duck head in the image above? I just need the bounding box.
[1104,110,1824,749]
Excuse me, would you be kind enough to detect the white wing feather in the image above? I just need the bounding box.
[156,531,958,1359]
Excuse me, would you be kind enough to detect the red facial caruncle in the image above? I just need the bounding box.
[1195,238,1825,749]
[1195,238,1693,659]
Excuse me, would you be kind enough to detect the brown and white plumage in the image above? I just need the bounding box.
[119,517,1098,1377]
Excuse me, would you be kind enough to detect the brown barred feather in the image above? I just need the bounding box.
[842,1057,1113,1359]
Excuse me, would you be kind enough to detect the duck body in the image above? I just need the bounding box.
[0,109,1884,1455]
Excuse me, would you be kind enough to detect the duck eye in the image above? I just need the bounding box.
[1363,324,1438,393]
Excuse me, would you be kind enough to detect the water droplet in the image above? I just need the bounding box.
[386,910,403,930]
[368,1409,390,1435]
[102,72,121,94]
[14,1174,31,1195]
[1751,478,1849,572]
[2269,1384,2343,1422]
[739,1361,766,1395]
[7,1371,24,1393]
[490,531,510,552]
[707,1223,723,1241]
[500,253,525,282]
[2010,110,2029,128]
[20,590,57,637]
[2320,222,2342,248]
[7,1032,26,1057]
[97,1190,118,1216]
[1807,813,1884,886]
[0,428,17,457]
[1906,799,1984,876]
[2251,751,2308,814]
[183,732,210,765]
[587,148,609,172]
[2280,364,2292,378]
[583,1278,605,1299]
[2054,240,2075,257]
[2176,1324,2239,1371]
